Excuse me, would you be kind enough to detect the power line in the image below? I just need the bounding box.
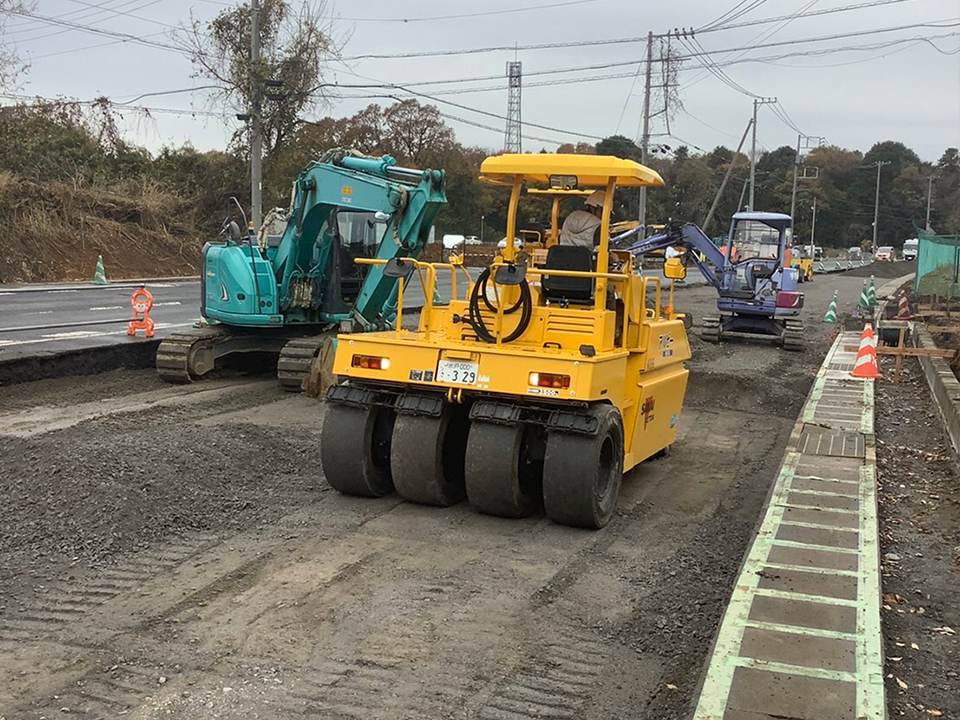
[5,0,166,43]
[341,19,960,61]
[59,0,177,29]
[701,0,771,32]
[0,91,228,118]
[7,7,185,54]
[700,0,915,33]
[339,0,602,23]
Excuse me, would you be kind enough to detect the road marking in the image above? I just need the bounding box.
[743,619,857,641]
[779,519,858,532]
[89,305,124,311]
[771,539,859,555]
[780,502,858,515]
[733,656,858,683]
[24,311,54,315]
[761,562,859,577]
[0,322,195,348]
[753,587,859,607]
[791,474,859,485]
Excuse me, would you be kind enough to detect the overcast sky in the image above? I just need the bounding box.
[5,0,960,162]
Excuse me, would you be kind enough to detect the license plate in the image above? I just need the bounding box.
[436,360,478,385]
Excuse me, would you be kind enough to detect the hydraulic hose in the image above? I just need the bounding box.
[467,267,532,344]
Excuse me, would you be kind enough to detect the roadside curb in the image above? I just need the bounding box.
[0,277,200,294]
[692,331,885,720]
[0,339,161,386]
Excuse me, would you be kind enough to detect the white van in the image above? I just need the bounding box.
[442,234,465,250]
[902,238,919,261]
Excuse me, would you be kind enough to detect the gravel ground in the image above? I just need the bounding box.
[0,269,888,719]
[875,355,960,719]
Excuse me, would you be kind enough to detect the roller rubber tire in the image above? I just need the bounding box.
[391,409,468,507]
[542,405,624,530]
[321,403,395,497]
[465,422,539,518]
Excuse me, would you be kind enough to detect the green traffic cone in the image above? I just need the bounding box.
[858,280,871,309]
[432,282,441,305]
[867,275,877,306]
[822,291,838,323]
[92,255,108,285]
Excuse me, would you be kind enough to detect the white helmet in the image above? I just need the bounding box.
[584,190,606,208]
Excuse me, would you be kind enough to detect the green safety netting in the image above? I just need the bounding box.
[915,224,960,297]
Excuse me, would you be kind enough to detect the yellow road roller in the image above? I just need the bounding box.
[320,154,691,529]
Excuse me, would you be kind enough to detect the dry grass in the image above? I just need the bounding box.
[0,175,202,282]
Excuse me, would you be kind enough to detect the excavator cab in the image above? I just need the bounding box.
[321,154,691,529]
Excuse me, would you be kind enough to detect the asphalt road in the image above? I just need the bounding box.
[0,273,475,361]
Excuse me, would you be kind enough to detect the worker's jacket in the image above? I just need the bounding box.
[559,210,601,248]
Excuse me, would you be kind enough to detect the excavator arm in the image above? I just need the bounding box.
[615,222,726,290]
[275,152,446,328]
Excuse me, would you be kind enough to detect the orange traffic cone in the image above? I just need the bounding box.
[894,291,914,320]
[850,323,882,379]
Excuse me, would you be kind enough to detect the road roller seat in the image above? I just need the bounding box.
[541,245,594,304]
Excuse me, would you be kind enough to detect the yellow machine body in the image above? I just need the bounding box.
[331,153,689,474]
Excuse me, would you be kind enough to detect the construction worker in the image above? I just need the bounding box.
[559,191,605,248]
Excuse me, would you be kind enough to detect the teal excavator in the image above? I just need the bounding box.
[156,149,446,390]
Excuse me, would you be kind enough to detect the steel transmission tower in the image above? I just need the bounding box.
[504,62,522,153]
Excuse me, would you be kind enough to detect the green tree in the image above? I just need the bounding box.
[177,0,342,159]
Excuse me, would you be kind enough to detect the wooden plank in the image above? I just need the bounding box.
[843,345,956,358]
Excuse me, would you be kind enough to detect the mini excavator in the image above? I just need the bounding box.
[156,150,446,390]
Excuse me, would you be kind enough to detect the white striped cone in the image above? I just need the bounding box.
[858,281,871,309]
[868,275,877,306]
[92,255,108,285]
[822,292,838,323]
[850,323,882,379]
[895,291,914,320]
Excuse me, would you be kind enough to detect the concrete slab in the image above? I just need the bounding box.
[748,595,858,634]
[738,627,856,672]
[725,666,856,720]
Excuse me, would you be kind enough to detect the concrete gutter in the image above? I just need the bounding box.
[914,325,960,461]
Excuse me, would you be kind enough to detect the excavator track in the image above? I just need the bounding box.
[782,318,805,352]
[700,314,722,344]
[276,335,332,392]
[155,326,230,384]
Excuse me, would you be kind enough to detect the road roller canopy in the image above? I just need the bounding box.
[479,154,665,188]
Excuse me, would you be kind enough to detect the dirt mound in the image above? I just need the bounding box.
[843,260,914,278]
[0,173,200,283]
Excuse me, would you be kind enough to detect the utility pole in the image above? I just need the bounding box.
[737,177,749,212]
[703,118,753,231]
[789,133,801,221]
[748,97,777,212]
[925,175,936,230]
[870,160,891,254]
[250,0,262,235]
[638,30,653,228]
[809,197,817,258]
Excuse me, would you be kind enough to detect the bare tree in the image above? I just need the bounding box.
[176,0,344,157]
[0,0,36,90]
